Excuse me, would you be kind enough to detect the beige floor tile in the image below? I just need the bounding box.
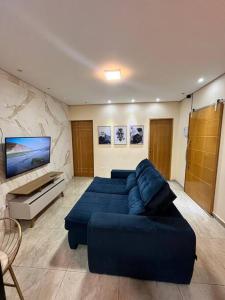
[82,273,119,300]
[56,271,119,300]
[179,283,225,300]
[189,236,225,285]
[55,271,86,300]
[192,254,225,285]
[66,245,89,272]
[197,237,225,269]
[5,266,65,300]
[15,228,88,272]
[118,277,182,300]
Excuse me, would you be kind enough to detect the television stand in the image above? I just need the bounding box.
[7,172,65,227]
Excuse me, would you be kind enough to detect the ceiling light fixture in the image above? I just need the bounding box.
[131,99,136,103]
[107,99,111,104]
[198,77,204,83]
[104,70,121,81]
[156,98,160,102]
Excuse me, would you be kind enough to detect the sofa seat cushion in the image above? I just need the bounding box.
[86,181,128,194]
[92,176,126,185]
[138,166,165,206]
[128,186,145,215]
[65,192,128,230]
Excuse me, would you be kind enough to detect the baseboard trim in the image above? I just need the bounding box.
[170,179,184,189]
[212,213,225,228]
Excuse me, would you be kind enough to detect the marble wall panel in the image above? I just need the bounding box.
[0,69,73,213]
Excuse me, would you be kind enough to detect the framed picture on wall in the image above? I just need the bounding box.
[98,126,111,144]
[130,125,144,144]
[114,126,127,145]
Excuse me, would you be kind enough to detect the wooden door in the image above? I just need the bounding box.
[149,119,173,180]
[184,103,223,214]
[71,121,94,177]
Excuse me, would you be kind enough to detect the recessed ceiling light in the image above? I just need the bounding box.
[198,77,204,83]
[104,70,121,81]
[131,99,136,103]
[107,99,111,104]
[156,98,160,102]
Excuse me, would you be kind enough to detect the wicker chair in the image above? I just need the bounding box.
[0,218,24,300]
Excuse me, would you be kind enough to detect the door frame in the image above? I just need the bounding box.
[71,120,94,177]
[149,118,173,180]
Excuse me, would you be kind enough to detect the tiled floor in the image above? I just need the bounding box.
[4,178,225,300]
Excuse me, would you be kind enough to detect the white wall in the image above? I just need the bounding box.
[176,74,225,223]
[0,69,73,212]
[69,102,180,178]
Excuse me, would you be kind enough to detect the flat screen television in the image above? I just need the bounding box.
[5,137,51,178]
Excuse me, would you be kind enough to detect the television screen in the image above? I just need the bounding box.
[5,137,51,178]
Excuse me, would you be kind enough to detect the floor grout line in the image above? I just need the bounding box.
[53,269,67,300]
[177,285,184,300]
[13,264,89,274]
[189,282,225,287]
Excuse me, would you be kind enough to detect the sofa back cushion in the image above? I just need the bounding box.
[144,182,177,216]
[135,159,151,178]
[126,172,137,191]
[137,166,165,206]
[128,186,145,215]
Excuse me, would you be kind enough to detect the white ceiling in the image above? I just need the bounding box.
[0,0,225,105]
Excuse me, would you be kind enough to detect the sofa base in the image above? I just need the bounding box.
[68,232,78,249]
[70,242,78,249]
[88,258,194,284]
[68,227,87,249]
[87,211,196,284]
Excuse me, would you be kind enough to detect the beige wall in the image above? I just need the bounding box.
[69,102,180,178]
[176,74,225,223]
[0,69,73,212]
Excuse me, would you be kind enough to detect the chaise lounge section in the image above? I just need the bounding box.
[65,159,196,284]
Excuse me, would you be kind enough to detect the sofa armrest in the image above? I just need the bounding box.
[111,169,135,179]
[87,212,196,283]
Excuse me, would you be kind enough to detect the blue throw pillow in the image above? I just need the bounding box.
[128,186,145,215]
[136,158,155,179]
[126,172,137,191]
[137,166,165,206]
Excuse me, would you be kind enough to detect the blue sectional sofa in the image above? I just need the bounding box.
[65,159,196,284]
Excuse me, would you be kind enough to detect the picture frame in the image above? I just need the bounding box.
[98,126,111,144]
[114,126,127,145]
[130,125,144,144]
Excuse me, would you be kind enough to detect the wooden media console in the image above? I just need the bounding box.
[7,172,65,227]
